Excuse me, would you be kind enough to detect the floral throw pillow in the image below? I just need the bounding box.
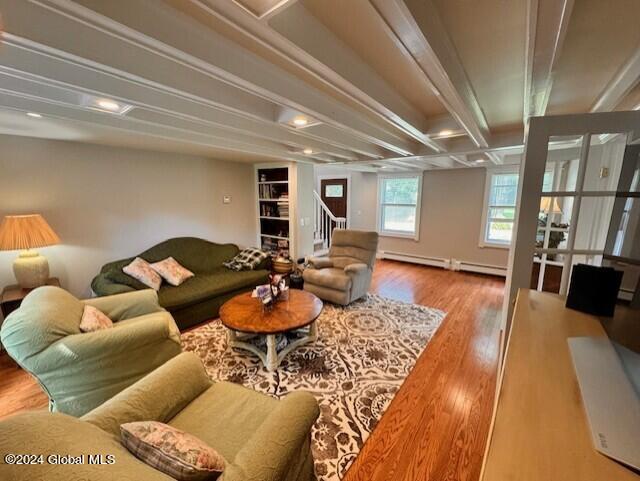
[120,421,225,481]
[150,257,195,287]
[222,248,268,271]
[79,305,113,332]
[123,257,162,291]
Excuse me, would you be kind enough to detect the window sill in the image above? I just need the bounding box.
[479,241,511,250]
[380,231,419,241]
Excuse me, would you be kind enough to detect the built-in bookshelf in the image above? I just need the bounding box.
[257,167,290,258]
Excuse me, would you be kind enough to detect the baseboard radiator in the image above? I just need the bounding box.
[378,250,508,277]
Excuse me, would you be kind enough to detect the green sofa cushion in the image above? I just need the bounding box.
[158,269,268,310]
[137,237,240,273]
[168,382,277,462]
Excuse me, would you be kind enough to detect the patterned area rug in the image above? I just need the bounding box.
[181,294,445,481]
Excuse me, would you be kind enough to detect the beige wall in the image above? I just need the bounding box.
[315,165,509,268]
[380,168,509,267]
[0,135,257,301]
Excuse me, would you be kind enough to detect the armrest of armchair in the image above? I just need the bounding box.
[308,256,334,269]
[82,352,211,437]
[57,313,178,360]
[91,272,136,297]
[222,391,319,481]
[344,262,370,276]
[83,289,163,321]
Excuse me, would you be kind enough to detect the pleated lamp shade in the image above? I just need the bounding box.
[0,214,60,251]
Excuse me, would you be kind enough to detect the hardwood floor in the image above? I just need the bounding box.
[0,259,504,481]
[345,260,504,481]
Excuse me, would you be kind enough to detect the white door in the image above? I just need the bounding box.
[503,110,640,334]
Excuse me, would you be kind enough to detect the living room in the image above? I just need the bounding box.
[1,1,640,481]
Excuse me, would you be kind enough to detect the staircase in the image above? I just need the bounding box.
[314,190,347,254]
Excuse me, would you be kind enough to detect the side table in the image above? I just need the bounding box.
[1,278,61,318]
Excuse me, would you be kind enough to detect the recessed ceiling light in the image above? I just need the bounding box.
[380,165,388,169]
[81,94,133,115]
[96,99,121,111]
[293,116,309,127]
[303,148,313,155]
[439,129,453,137]
[474,159,486,164]
[26,112,42,118]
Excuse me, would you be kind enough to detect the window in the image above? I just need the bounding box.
[378,175,422,239]
[542,170,554,192]
[481,170,519,246]
[325,184,343,197]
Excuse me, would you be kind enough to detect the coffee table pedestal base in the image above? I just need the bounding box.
[227,321,318,371]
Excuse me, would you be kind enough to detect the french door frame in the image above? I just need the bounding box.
[503,110,640,333]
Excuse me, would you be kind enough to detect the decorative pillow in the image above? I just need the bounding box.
[150,257,195,286]
[223,248,268,272]
[79,305,113,332]
[122,257,162,291]
[120,421,225,481]
[105,267,149,290]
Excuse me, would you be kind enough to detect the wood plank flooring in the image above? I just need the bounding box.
[0,259,504,481]
[345,260,504,481]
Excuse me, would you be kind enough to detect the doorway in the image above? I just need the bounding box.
[319,177,349,226]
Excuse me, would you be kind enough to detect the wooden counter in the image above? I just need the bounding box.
[481,289,639,481]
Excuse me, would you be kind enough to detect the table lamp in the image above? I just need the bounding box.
[0,214,60,288]
[540,196,563,215]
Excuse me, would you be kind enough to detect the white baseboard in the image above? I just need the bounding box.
[619,288,635,302]
[379,251,507,277]
[380,251,448,269]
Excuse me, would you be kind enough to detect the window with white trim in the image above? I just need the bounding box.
[378,175,422,239]
[482,170,519,246]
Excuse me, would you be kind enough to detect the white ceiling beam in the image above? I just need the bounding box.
[485,151,502,165]
[383,159,426,171]
[0,93,315,162]
[244,0,442,151]
[0,61,374,160]
[26,0,417,156]
[337,134,527,166]
[591,47,640,112]
[371,0,490,148]
[524,0,574,122]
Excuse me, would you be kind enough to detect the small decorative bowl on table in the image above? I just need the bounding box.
[272,257,293,274]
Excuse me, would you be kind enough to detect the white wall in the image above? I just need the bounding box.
[314,165,509,268]
[0,135,257,303]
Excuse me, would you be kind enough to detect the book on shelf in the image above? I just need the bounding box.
[258,184,288,200]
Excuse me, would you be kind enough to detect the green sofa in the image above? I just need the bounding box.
[0,352,319,481]
[91,237,270,330]
[0,286,181,417]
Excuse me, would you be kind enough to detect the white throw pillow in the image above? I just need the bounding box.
[123,257,162,291]
[79,305,113,332]
[150,257,194,287]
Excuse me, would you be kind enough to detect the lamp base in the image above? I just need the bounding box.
[13,250,50,288]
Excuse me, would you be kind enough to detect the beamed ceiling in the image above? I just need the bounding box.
[0,0,639,172]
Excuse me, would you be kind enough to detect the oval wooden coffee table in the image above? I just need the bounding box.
[219,290,323,371]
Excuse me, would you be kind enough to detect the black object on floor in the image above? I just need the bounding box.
[566,264,623,317]
[289,273,304,290]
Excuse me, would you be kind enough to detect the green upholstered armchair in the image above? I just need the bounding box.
[0,286,181,417]
[0,353,320,481]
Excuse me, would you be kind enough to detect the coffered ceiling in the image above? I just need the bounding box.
[0,0,638,171]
